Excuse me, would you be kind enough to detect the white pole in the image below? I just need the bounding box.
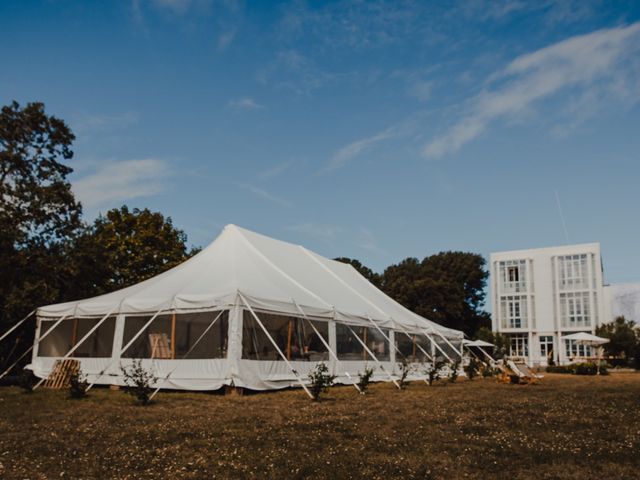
[364,315,428,384]
[429,326,463,358]
[34,307,117,390]
[239,293,314,399]
[149,309,225,401]
[292,301,361,394]
[0,314,69,380]
[0,310,35,343]
[422,329,454,363]
[346,324,400,389]
[86,308,164,392]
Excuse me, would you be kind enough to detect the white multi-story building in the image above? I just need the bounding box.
[490,243,606,366]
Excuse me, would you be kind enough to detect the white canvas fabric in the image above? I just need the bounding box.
[30,224,463,391]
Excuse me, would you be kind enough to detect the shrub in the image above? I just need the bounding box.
[398,359,411,389]
[18,369,37,393]
[546,364,574,374]
[546,362,609,376]
[69,370,89,399]
[308,362,336,401]
[120,360,157,405]
[464,358,480,380]
[482,366,497,378]
[357,367,374,394]
[425,360,445,386]
[448,360,460,383]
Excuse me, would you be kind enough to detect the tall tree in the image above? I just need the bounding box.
[596,316,638,363]
[333,257,381,287]
[381,252,490,336]
[75,206,194,292]
[0,101,82,366]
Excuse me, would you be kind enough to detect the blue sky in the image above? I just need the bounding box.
[2,0,640,286]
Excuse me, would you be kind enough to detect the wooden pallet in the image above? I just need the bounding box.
[44,359,80,389]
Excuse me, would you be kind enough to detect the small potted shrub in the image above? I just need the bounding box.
[69,369,89,399]
[357,367,374,394]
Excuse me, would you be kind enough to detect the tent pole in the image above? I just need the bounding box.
[239,293,314,399]
[346,324,400,389]
[149,309,225,401]
[0,347,33,379]
[171,313,177,359]
[286,318,293,360]
[292,301,362,394]
[429,327,463,359]
[422,330,454,363]
[33,307,117,390]
[0,310,36,343]
[0,314,70,380]
[364,315,427,385]
[86,308,164,392]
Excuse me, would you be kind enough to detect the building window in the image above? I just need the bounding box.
[499,260,528,293]
[539,336,554,363]
[564,339,592,359]
[509,335,529,358]
[500,295,528,329]
[508,266,519,282]
[558,254,589,290]
[559,292,591,328]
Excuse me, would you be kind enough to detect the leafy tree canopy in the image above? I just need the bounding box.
[333,257,381,287]
[381,252,490,336]
[76,206,194,292]
[596,316,638,360]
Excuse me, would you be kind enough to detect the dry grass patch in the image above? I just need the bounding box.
[0,373,639,479]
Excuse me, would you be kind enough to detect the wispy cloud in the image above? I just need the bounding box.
[424,22,640,158]
[228,97,266,110]
[237,183,292,208]
[73,159,170,212]
[259,160,294,179]
[326,128,396,171]
[71,111,139,134]
[284,223,341,242]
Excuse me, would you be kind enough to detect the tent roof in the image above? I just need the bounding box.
[38,224,462,338]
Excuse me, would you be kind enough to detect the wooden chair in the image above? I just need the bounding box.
[148,333,172,359]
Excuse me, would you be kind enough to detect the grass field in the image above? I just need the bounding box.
[0,373,639,479]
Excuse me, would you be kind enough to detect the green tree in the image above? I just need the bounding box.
[0,101,82,366]
[381,252,490,336]
[596,316,638,363]
[474,326,509,360]
[333,257,381,287]
[76,206,195,292]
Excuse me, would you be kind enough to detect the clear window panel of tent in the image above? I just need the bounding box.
[174,311,229,359]
[73,317,116,357]
[336,324,390,361]
[37,317,116,358]
[122,311,229,359]
[395,332,430,363]
[241,311,329,361]
[38,319,74,357]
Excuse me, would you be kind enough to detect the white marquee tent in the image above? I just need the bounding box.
[23,225,463,395]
